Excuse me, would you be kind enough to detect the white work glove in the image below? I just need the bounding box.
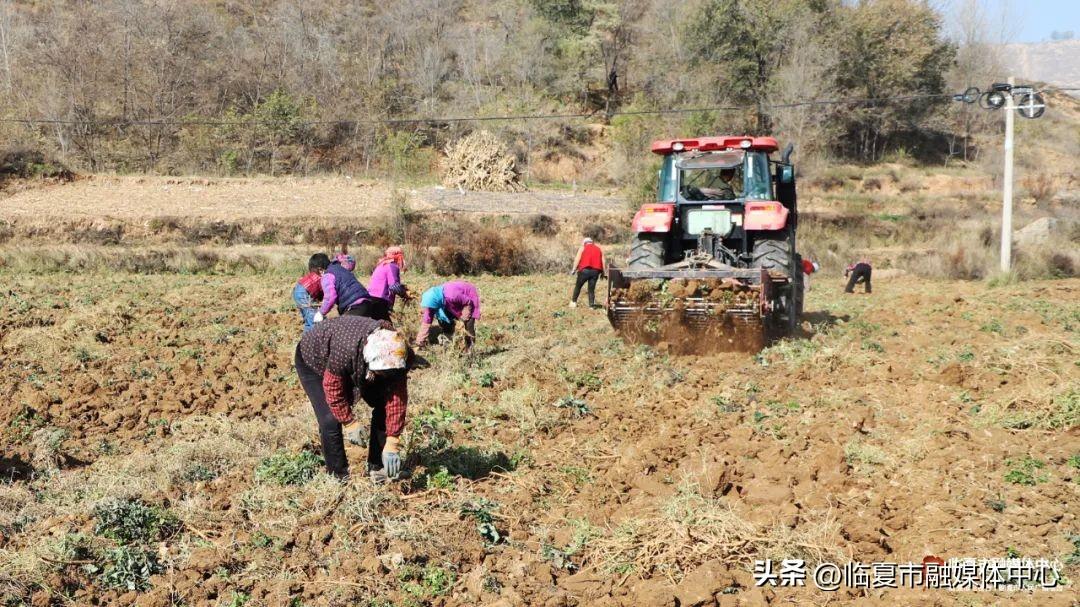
[313,311,324,323]
[342,420,365,445]
[382,436,402,478]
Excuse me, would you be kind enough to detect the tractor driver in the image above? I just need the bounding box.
[687,167,739,201]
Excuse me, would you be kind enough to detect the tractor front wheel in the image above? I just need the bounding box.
[628,233,666,270]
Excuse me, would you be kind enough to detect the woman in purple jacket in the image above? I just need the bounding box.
[314,254,371,323]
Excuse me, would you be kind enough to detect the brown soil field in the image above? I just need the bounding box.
[0,175,623,220]
[2,266,1077,606]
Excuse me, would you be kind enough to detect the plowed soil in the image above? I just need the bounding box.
[2,268,1077,606]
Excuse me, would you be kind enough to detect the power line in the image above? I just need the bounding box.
[0,86,1075,128]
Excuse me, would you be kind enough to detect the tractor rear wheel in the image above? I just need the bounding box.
[753,233,799,336]
[628,233,666,270]
[751,234,793,273]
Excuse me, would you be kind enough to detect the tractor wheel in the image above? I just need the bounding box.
[628,233,666,270]
[753,233,798,336]
[751,235,793,273]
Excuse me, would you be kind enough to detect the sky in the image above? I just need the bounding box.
[983,0,1080,42]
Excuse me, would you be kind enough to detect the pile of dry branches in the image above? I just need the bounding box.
[442,131,524,193]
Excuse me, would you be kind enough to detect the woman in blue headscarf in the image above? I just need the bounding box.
[414,281,481,352]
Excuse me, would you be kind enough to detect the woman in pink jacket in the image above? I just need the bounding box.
[364,246,410,321]
[415,280,480,352]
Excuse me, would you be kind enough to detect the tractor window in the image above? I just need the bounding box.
[676,151,745,202]
[744,152,772,200]
[657,155,678,202]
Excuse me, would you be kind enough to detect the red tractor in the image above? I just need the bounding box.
[607,136,803,351]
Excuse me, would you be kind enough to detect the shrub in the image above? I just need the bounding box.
[808,166,859,191]
[0,147,74,184]
[528,214,559,237]
[380,129,430,176]
[581,220,628,244]
[368,192,427,247]
[255,450,323,486]
[897,176,921,193]
[93,498,179,544]
[430,223,532,275]
[1022,172,1057,203]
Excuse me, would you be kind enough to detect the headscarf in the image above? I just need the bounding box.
[378,246,405,271]
[363,328,408,371]
[335,253,356,272]
[420,285,452,324]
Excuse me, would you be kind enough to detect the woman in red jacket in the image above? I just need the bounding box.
[569,237,607,308]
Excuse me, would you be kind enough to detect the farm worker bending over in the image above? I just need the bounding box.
[415,280,481,352]
[801,258,819,292]
[363,246,411,321]
[315,254,370,322]
[569,237,606,308]
[845,259,872,294]
[295,316,411,482]
[293,253,330,331]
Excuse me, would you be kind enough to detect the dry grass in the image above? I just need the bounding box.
[586,483,843,581]
[1021,171,1058,203]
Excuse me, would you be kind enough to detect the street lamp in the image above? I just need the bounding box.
[953,79,1048,273]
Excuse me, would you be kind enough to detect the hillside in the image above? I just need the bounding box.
[1003,40,1080,93]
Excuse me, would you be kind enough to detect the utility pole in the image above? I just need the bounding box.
[1000,76,1014,273]
[954,78,1045,275]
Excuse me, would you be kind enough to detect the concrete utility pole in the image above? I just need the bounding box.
[1000,76,1015,273]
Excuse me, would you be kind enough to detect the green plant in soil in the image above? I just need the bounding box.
[460,498,501,545]
[423,466,454,490]
[1003,457,1048,486]
[555,396,591,418]
[93,498,179,544]
[254,450,323,486]
[399,563,455,603]
[100,545,161,591]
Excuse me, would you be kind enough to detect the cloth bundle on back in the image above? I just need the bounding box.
[293,253,331,331]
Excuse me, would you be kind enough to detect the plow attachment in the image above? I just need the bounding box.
[607,266,787,353]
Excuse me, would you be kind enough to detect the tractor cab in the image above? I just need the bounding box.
[632,136,797,268]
